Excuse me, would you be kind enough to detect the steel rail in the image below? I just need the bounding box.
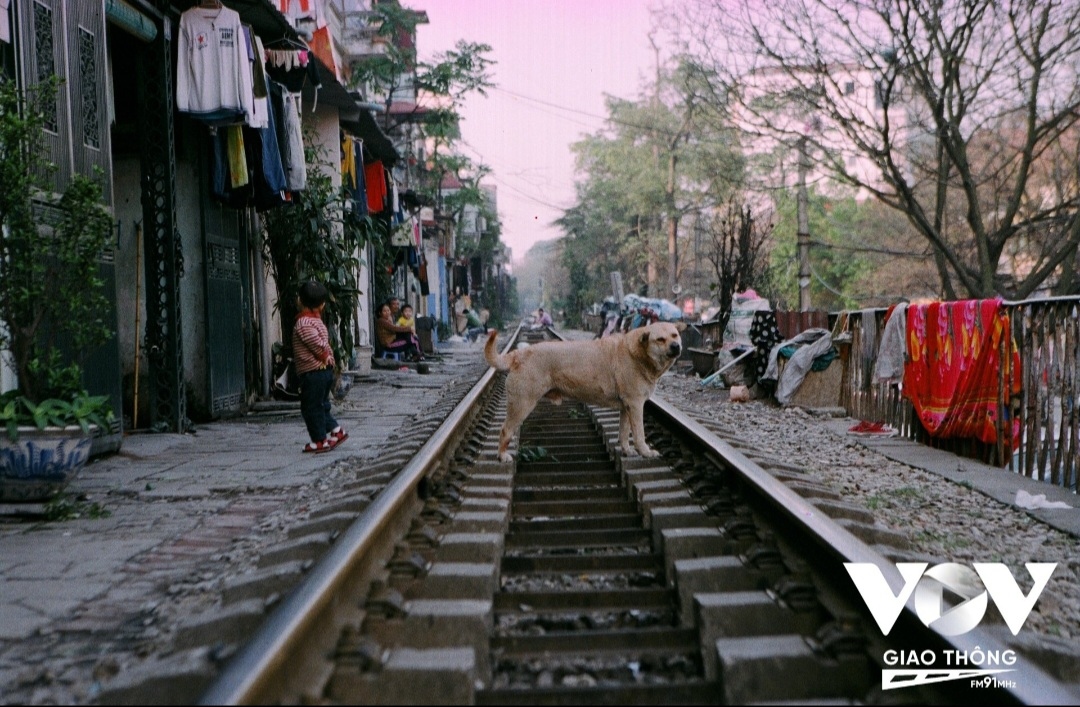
[199,325,522,705]
[648,395,1078,706]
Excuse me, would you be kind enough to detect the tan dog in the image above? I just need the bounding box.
[484,322,684,462]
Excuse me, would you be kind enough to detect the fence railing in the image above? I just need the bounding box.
[835,298,1080,494]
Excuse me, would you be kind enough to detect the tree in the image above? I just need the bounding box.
[0,76,115,440]
[261,140,371,364]
[766,190,912,311]
[680,0,1080,300]
[558,68,743,309]
[702,199,773,335]
[348,1,495,224]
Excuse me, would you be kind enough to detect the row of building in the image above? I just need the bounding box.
[0,0,510,438]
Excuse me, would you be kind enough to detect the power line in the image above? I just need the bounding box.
[490,85,730,143]
[457,138,572,212]
[493,88,605,132]
[808,238,927,258]
[491,86,617,123]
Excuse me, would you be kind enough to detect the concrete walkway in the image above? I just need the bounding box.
[0,336,490,647]
[821,418,1080,539]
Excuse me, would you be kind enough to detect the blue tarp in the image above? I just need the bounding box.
[622,295,683,323]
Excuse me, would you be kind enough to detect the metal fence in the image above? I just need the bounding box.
[835,297,1080,494]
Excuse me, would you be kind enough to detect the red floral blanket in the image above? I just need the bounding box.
[904,299,1021,448]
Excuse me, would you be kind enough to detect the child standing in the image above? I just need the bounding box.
[293,281,348,453]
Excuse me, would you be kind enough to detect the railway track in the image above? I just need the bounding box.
[195,324,1079,705]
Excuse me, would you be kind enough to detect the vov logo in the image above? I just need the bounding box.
[844,562,1057,636]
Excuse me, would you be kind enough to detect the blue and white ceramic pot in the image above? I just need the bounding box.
[0,426,94,502]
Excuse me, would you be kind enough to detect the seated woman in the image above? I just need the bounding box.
[463,307,488,343]
[375,302,423,361]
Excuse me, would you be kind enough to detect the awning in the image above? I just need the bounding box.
[341,110,399,167]
[179,0,296,44]
[106,0,157,42]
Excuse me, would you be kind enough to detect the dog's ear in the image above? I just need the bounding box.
[674,322,687,332]
[639,331,651,348]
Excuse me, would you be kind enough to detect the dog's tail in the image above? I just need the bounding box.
[484,329,509,371]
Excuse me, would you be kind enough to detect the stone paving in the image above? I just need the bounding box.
[0,336,492,704]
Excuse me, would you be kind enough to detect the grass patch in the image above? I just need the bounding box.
[43,495,111,521]
[911,528,971,551]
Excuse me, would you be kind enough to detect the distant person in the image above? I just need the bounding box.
[388,296,402,322]
[464,307,487,343]
[292,281,347,454]
[375,301,423,361]
[537,307,553,327]
[453,290,473,336]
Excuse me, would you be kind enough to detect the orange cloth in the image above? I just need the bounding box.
[364,160,386,214]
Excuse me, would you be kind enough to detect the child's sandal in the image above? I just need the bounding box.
[302,439,335,454]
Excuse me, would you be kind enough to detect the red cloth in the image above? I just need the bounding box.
[904,299,1021,448]
[364,160,386,214]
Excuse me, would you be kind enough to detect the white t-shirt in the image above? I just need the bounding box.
[176,5,254,125]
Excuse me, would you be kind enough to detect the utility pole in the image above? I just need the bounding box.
[797,134,811,312]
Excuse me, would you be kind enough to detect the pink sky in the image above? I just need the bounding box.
[404,0,659,267]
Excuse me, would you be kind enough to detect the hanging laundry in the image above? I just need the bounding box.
[364,160,387,214]
[341,134,357,192]
[265,47,322,93]
[341,134,367,214]
[176,4,254,126]
[904,299,1022,448]
[226,125,249,188]
[248,67,288,210]
[391,179,402,224]
[246,28,269,129]
[749,311,785,384]
[307,25,341,83]
[270,80,306,191]
[872,303,907,384]
[0,0,11,44]
[418,253,430,296]
[277,0,325,26]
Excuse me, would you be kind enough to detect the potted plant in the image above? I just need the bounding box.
[0,75,116,502]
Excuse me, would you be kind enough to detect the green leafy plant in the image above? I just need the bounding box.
[0,391,113,442]
[0,76,116,441]
[261,138,374,367]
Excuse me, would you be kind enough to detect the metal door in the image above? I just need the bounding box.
[202,196,249,417]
